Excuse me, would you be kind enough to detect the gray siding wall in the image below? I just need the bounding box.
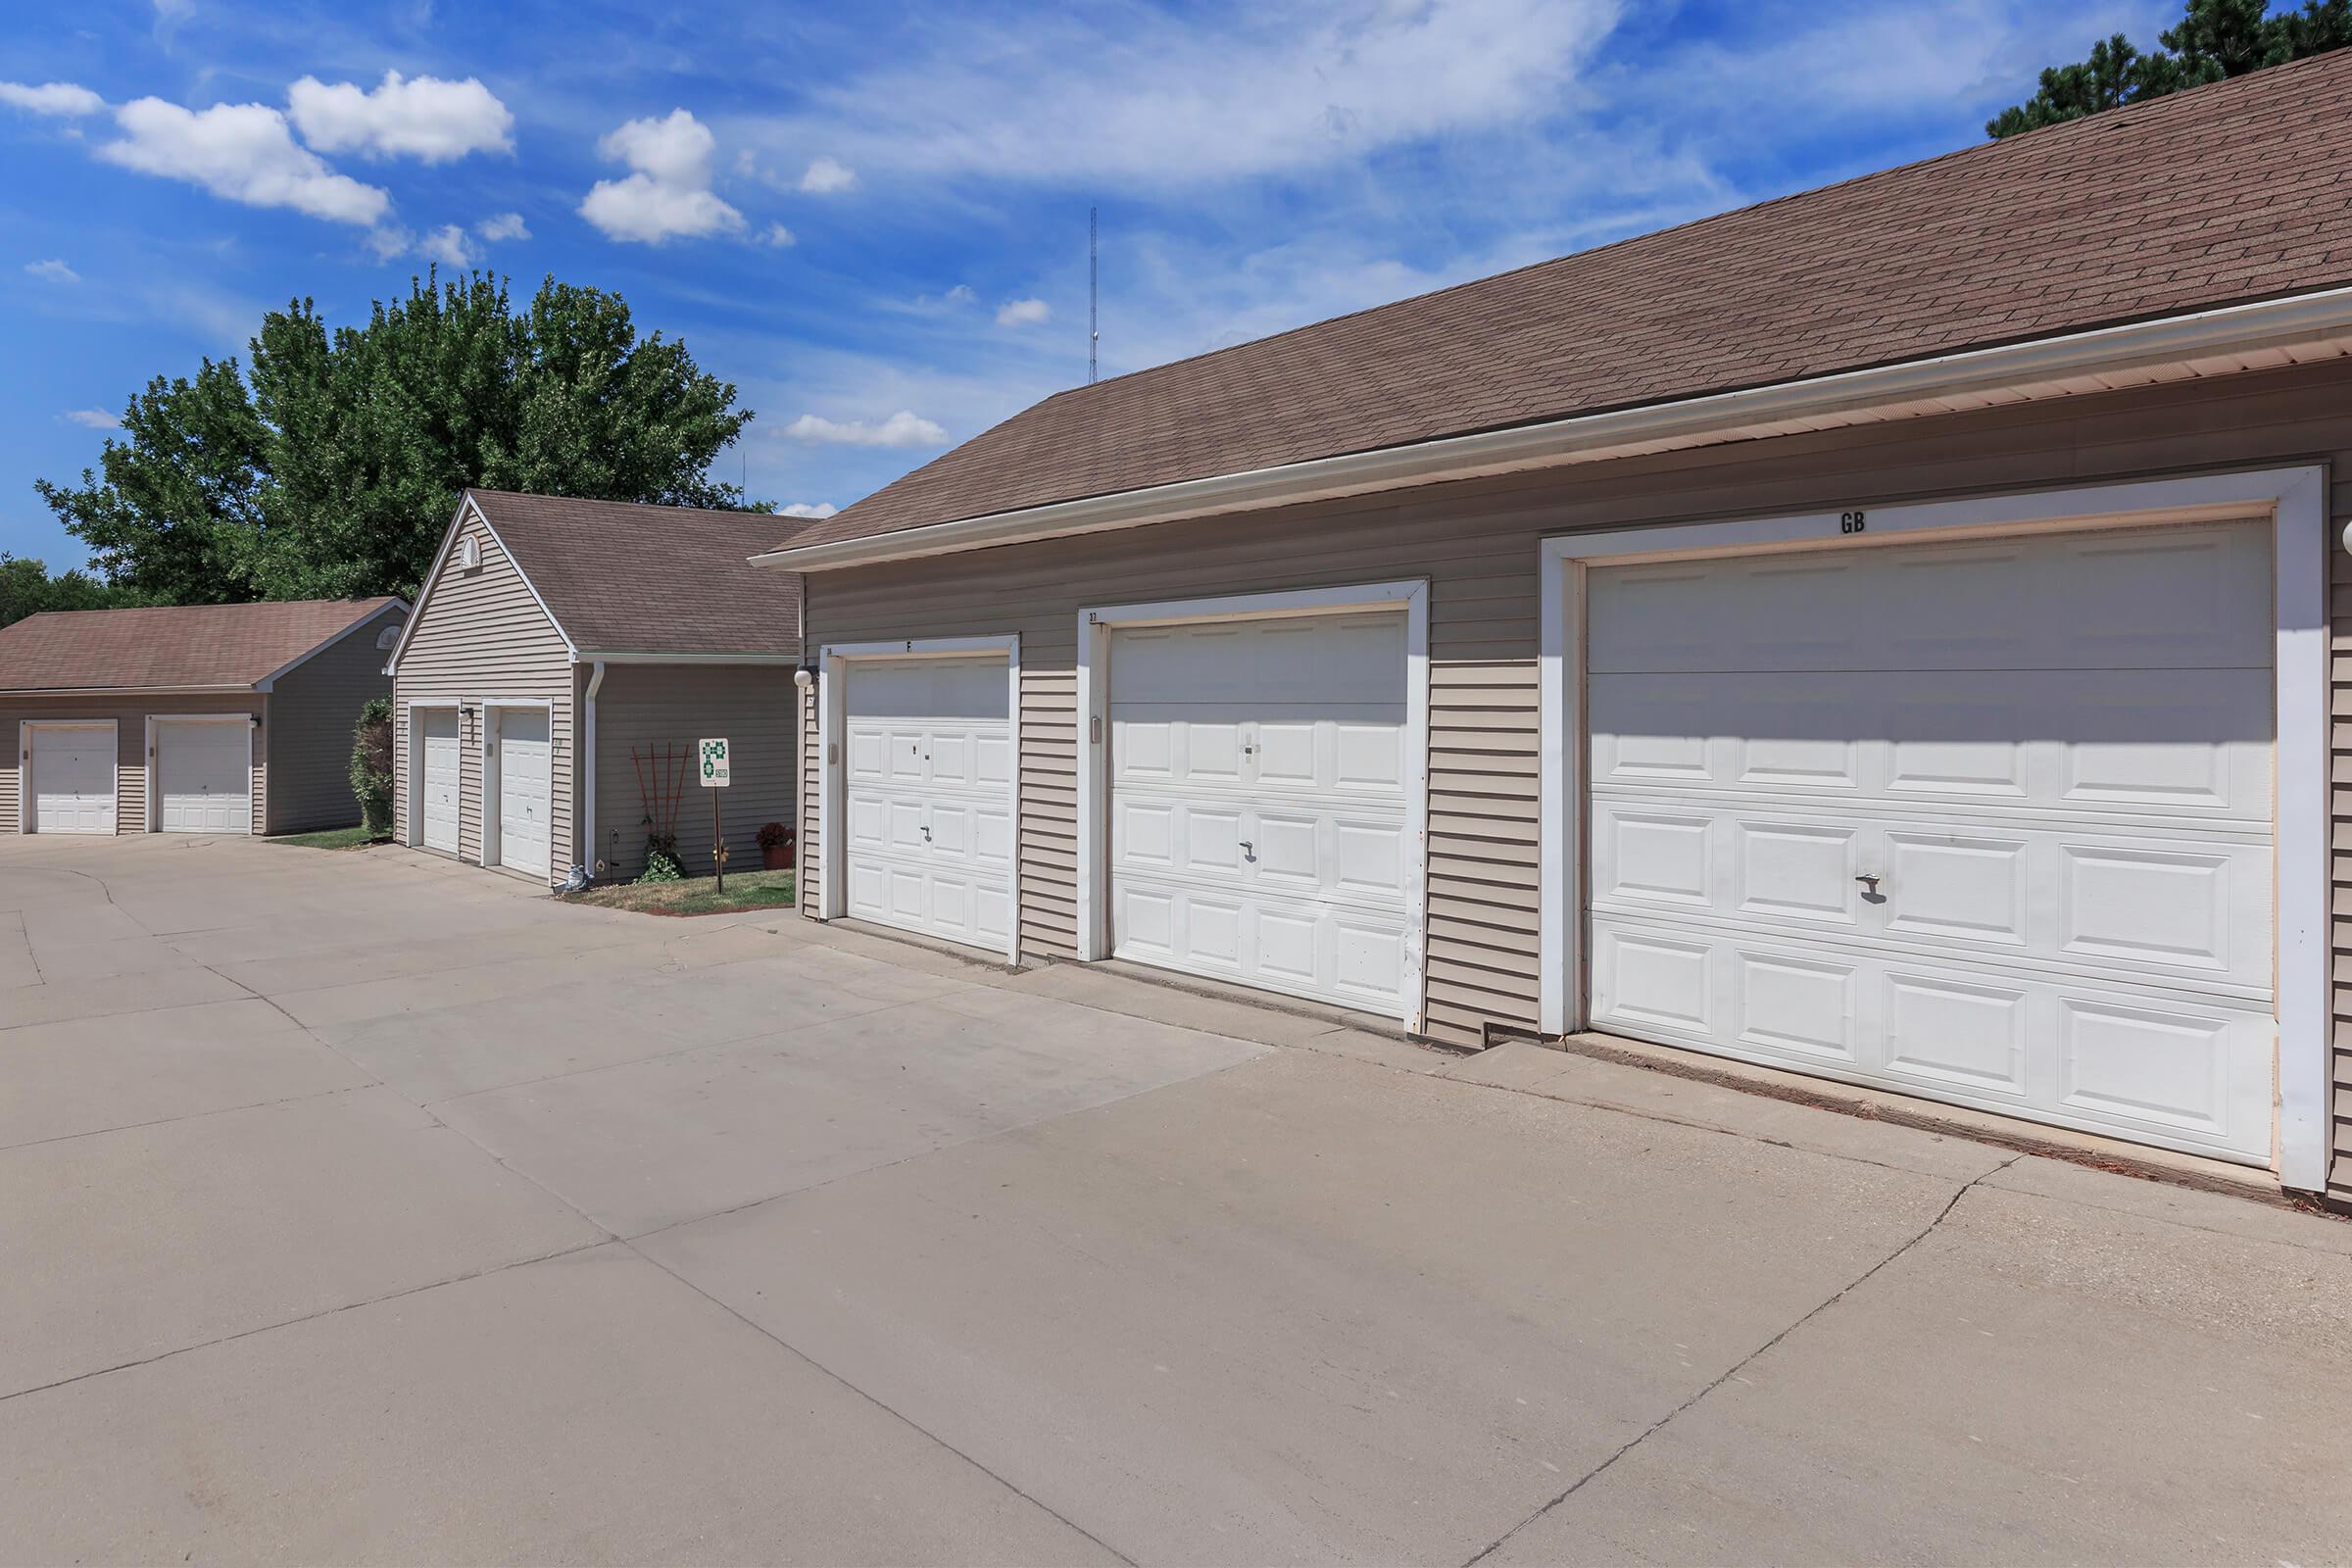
[591,663,797,880]
[5,693,268,835]
[391,509,576,881]
[795,357,2352,1200]
[265,603,406,834]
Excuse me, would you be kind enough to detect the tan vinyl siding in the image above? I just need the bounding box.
[391,510,575,882]
[797,357,2352,1193]
[5,694,266,834]
[590,663,797,880]
[263,604,404,834]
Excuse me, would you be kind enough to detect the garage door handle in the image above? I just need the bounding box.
[1240,840,1254,858]
[1856,873,1882,894]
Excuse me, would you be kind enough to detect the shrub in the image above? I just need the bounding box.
[350,697,395,840]
[638,833,685,883]
[756,820,790,850]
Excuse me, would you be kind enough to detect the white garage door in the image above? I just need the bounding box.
[1108,612,1411,1016]
[1585,520,2277,1163]
[29,724,115,834]
[156,720,250,834]
[843,657,1012,954]
[494,708,552,880]
[417,709,461,855]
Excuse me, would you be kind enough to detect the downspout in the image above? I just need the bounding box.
[574,660,607,885]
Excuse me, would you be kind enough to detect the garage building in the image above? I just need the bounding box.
[1,597,408,836]
[760,55,2352,1202]
[385,490,801,886]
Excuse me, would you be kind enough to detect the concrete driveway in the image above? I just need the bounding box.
[2,833,2346,1565]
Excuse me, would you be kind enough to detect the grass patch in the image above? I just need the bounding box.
[269,825,385,851]
[564,868,797,917]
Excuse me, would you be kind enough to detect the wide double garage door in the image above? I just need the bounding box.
[1583,520,2277,1163]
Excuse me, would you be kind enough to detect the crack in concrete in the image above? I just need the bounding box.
[1459,1152,2026,1568]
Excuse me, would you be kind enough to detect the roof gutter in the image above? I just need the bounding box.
[751,283,2352,573]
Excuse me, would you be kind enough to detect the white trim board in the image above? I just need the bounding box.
[1536,465,2331,1192]
[15,718,119,834]
[814,634,1022,965]
[1075,578,1431,1030]
[144,713,256,835]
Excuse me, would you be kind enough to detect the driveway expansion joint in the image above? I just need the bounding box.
[1458,1152,2026,1568]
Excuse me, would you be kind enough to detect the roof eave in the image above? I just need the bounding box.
[754,283,2352,573]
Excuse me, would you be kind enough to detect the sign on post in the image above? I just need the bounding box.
[700,738,731,891]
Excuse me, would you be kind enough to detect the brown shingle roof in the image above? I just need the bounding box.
[466,490,801,658]
[784,50,2352,551]
[0,598,400,694]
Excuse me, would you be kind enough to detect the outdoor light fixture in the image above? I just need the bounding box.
[792,666,814,687]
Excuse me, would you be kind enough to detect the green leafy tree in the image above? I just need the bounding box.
[36,271,755,604]
[1987,0,2351,137]
[0,552,144,629]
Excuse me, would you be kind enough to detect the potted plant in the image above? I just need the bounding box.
[757,820,794,870]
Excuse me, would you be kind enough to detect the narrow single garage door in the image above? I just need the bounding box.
[1108,612,1411,1016]
[156,719,250,834]
[843,657,1012,954]
[494,708,552,879]
[1585,520,2276,1163]
[29,724,115,834]
[417,709,461,855]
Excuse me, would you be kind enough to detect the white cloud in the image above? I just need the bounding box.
[475,211,529,241]
[798,155,857,193]
[365,225,412,262]
[578,109,744,243]
[783,410,947,448]
[288,71,514,163]
[98,98,390,225]
[762,221,796,248]
[778,501,838,518]
[602,108,719,185]
[0,81,104,117]
[64,408,121,429]
[24,259,80,283]
[945,283,975,305]
[742,0,1618,187]
[419,223,475,268]
[996,297,1051,326]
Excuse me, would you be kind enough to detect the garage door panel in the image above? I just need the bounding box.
[29,726,116,835]
[841,657,1013,957]
[1591,523,2270,675]
[417,710,460,855]
[1108,610,1412,1016]
[493,709,551,879]
[1586,519,2277,1164]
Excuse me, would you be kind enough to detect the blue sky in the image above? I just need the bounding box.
[0,0,2171,570]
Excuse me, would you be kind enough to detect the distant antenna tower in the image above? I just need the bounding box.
[1088,206,1100,385]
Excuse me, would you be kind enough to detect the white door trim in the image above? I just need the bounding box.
[1538,465,2331,1190]
[479,699,556,877]
[17,719,118,834]
[816,634,1022,964]
[405,700,462,850]
[1075,578,1431,1029]
[145,713,255,835]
